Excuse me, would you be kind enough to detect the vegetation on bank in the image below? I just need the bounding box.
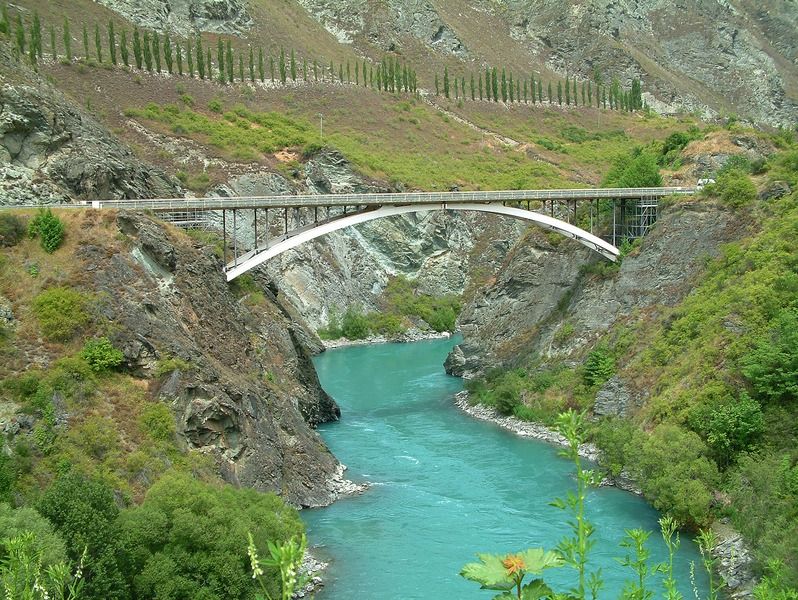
[0,212,305,599]
[464,140,798,593]
[319,275,461,340]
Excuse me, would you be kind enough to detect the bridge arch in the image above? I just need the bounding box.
[224,202,619,281]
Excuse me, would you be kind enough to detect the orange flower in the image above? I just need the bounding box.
[502,554,526,575]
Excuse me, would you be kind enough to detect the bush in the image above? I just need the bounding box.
[602,150,662,188]
[582,344,615,387]
[705,168,757,208]
[139,403,176,442]
[0,504,68,568]
[118,471,303,600]
[80,337,124,372]
[0,213,25,247]
[32,287,90,341]
[341,306,369,339]
[695,393,765,465]
[742,308,798,404]
[28,208,65,253]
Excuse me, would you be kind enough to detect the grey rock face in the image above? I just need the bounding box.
[95,0,252,35]
[759,180,792,202]
[0,49,178,205]
[0,294,13,329]
[594,376,635,418]
[449,202,744,378]
[76,212,344,507]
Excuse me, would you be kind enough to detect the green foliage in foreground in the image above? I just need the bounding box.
[32,287,90,341]
[319,275,461,340]
[0,532,84,600]
[28,208,65,254]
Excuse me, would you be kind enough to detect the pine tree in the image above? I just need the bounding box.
[186,42,193,77]
[217,38,224,83]
[249,46,255,82]
[226,40,233,84]
[176,42,182,75]
[94,23,102,63]
[108,21,116,65]
[49,24,56,61]
[143,31,152,71]
[290,48,296,81]
[443,66,449,98]
[195,36,204,79]
[81,23,89,61]
[206,47,212,80]
[478,72,483,100]
[279,47,286,83]
[120,29,128,66]
[132,28,142,69]
[258,47,264,82]
[470,73,475,101]
[164,35,172,73]
[491,67,498,102]
[152,33,161,72]
[62,18,71,62]
[500,67,507,102]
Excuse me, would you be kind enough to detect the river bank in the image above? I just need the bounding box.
[453,389,757,599]
[320,329,451,350]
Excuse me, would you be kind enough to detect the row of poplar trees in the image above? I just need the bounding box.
[0,5,418,93]
[435,65,645,111]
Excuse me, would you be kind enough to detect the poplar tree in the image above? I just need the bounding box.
[94,23,102,63]
[0,3,8,35]
[587,81,592,106]
[565,76,570,105]
[508,72,514,102]
[434,73,439,95]
[491,67,498,102]
[238,53,243,82]
[516,79,520,104]
[249,46,255,82]
[278,47,286,83]
[484,66,490,101]
[557,80,563,105]
[186,42,193,77]
[530,77,535,104]
[302,57,307,81]
[226,40,233,83]
[217,38,225,83]
[153,33,161,72]
[132,28,142,69]
[49,24,56,61]
[290,48,296,81]
[581,80,586,106]
[547,81,552,104]
[176,42,182,75]
[346,60,350,83]
[313,59,318,82]
[258,47,264,82]
[443,66,449,98]
[470,73,475,101]
[143,31,152,71]
[195,36,204,79]
[62,18,71,62]
[269,55,275,82]
[362,59,367,86]
[500,67,507,102]
[120,29,128,66]
[206,47,212,80]
[164,35,172,73]
[354,60,359,85]
[478,72,483,100]
[30,11,42,62]
[338,62,343,83]
[15,15,24,57]
[82,23,89,61]
[108,21,116,65]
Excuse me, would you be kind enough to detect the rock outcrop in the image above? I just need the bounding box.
[448,201,746,378]
[0,47,178,205]
[81,212,344,506]
[95,0,253,35]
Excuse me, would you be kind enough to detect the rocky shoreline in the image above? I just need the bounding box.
[320,329,452,350]
[452,390,756,597]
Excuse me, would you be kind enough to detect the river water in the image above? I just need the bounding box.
[304,336,708,599]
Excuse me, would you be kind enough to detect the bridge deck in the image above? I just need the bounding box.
[81,187,695,212]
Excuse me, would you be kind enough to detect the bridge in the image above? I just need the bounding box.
[84,186,693,281]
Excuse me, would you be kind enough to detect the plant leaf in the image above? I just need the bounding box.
[460,553,515,589]
[521,578,556,600]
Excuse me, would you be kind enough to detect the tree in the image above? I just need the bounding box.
[346,60,350,84]
[206,47,212,80]
[37,472,129,600]
[269,55,275,82]
[470,73,475,101]
[119,29,128,66]
[258,47,264,82]
[28,208,64,253]
[581,80,586,105]
[338,62,343,83]
[434,73,439,95]
[186,41,193,77]
[163,35,172,73]
[602,150,662,187]
[94,23,102,63]
[62,17,71,62]
[278,47,286,84]
[500,67,507,102]
[30,11,42,63]
[175,41,182,75]
[587,81,592,105]
[478,72,483,100]
[743,308,798,403]
[573,76,578,106]
[81,23,89,60]
[49,24,56,61]
[539,78,544,103]
[484,66,491,101]
[226,40,233,84]
[442,66,449,98]
[195,35,204,79]
[303,56,308,81]
[108,21,116,65]
[290,47,296,81]
[557,80,563,105]
[0,3,8,34]
[152,33,160,72]
[217,38,225,83]
[508,72,514,102]
[565,76,570,105]
[142,31,152,71]
[238,52,244,82]
[249,46,255,82]
[132,27,142,69]
[523,78,528,103]
[491,67,498,102]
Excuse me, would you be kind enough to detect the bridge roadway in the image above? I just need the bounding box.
[85,186,695,211]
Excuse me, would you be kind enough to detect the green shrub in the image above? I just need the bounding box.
[154,355,192,377]
[704,168,757,208]
[139,403,176,442]
[0,504,69,568]
[32,287,90,341]
[28,208,65,253]
[0,213,25,247]
[693,393,765,466]
[593,417,641,478]
[80,337,124,372]
[365,312,405,336]
[582,344,615,387]
[341,306,369,339]
[742,308,798,404]
[602,150,662,188]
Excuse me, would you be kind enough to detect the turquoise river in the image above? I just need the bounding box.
[304,336,708,599]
